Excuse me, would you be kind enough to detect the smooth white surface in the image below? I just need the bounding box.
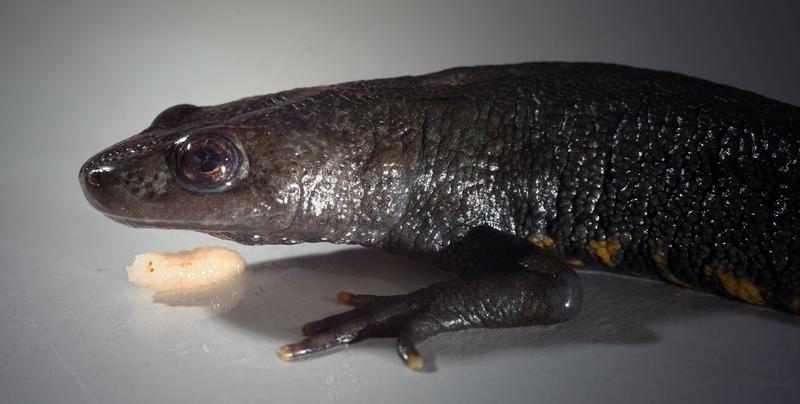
[1,1,799,403]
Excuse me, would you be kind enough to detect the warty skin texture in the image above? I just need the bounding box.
[80,62,800,368]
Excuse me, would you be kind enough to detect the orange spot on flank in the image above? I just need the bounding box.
[588,239,621,266]
[708,264,764,305]
[791,297,800,313]
[528,233,554,249]
[564,258,584,267]
[651,247,668,267]
[666,274,691,288]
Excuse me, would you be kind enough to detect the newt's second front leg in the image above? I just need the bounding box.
[276,225,583,370]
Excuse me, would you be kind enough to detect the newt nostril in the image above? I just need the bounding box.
[79,159,116,212]
[87,169,103,187]
[79,159,112,190]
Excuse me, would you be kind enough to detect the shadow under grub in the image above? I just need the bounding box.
[214,247,800,364]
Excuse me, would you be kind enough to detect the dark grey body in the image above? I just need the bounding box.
[80,63,800,369]
[368,63,800,309]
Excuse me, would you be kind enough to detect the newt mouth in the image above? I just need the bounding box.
[104,213,298,245]
[100,212,246,232]
[100,211,289,240]
[102,213,221,230]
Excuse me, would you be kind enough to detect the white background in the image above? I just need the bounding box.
[1,1,799,403]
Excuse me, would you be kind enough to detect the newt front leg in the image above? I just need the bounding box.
[277,225,582,370]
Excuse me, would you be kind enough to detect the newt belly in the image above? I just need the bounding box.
[80,62,800,369]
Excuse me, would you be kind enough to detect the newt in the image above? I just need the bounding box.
[79,62,800,370]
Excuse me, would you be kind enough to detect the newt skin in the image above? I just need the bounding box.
[79,62,800,369]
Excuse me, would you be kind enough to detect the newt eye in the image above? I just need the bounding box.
[173,133,241,192]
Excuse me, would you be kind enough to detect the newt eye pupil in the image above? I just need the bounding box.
[191,147,221,173]
[174,133,240,192]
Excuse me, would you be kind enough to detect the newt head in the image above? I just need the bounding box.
[79,88,413,245]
